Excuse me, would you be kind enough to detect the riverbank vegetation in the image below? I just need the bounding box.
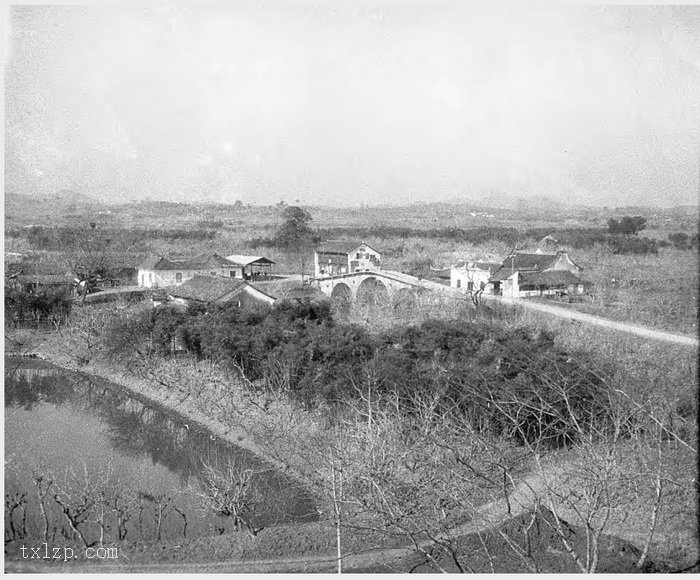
[7,288,696,572]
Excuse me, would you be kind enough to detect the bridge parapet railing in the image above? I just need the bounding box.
[313,270,421,285]
[313,270,462,294]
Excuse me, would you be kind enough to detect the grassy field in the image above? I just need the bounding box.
[532,245,698,334]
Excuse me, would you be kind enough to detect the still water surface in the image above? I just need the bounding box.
[4,356,317,544]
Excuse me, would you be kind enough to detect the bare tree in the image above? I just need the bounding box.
[5,492,28,541]
[31,473,54,543]
[196,460,263,537]
[105,491,133,542]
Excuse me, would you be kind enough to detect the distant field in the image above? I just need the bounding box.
[5,194,698,333]
[538,247,698,334]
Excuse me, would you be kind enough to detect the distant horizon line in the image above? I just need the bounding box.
[6,190,698,212]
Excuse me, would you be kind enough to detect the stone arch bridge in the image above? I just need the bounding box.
[314,270,456,310]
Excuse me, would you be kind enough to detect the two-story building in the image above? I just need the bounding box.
[314,241,382,278]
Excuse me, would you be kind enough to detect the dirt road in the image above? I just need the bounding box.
[485,295,698,347]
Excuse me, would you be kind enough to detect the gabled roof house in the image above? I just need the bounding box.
[137,253,241,288]
[490,250,586,299]
[314,241,381,278]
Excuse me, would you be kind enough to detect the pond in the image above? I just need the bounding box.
[4,356,317,548]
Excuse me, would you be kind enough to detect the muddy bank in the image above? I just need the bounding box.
[4,505,654,574]
[5,329,352,568]
[5,330,305,488]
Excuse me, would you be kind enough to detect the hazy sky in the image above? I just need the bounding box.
[4,3,700,207]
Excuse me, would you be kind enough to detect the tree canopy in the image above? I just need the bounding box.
[275,206,314,248]
[607,216,647,237]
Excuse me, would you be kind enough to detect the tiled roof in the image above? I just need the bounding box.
[519,270,585,286]
[138,253,235,271]
[490,252,560,281]
[502,252,558,271]
[453,261,501,273]
[476,261,501,273]
[490,268,516,281]
[175,253,234,270]
[429,267,451,279]
[316,241,381,255]
[168,275,277,304]
[138,256,163,270]
[226,255,275,266]
[168,275,247,302]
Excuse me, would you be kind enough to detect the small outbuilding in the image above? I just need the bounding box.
[225,255,275,280]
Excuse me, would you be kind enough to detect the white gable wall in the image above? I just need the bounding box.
[450,264,493,292]
[348,244,381,273]
[138,265,243,288]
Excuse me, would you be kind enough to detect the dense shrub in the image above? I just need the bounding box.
[284,323,377,405]
[668,232,699,251]
[252,226,521,248]
[195,220,224,229]
[4,284,73,326]
[102,306,157,362]
[401,255,435,277]
[99,299,617,447]
[267,298,333,327]
[607,216,647,236]
[20,225,217,251]
[370,321,613,447]
[524,228,609,249]
[608,236,658,255]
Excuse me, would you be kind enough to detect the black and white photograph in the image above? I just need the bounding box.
[4,1,699,573]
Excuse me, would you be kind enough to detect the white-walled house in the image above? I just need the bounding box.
[450,261,500,293]
[314,241,382,278]
[490,250,586,299]
[137,254,241,288]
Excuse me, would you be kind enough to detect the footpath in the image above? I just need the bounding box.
[482,294,698,347]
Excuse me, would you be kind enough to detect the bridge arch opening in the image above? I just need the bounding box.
[330,282,353,317]
[356,277,390,309]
